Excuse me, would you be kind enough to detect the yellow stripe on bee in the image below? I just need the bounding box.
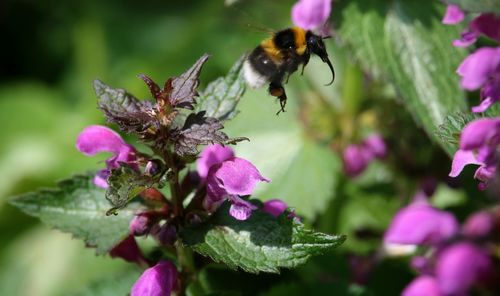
[260,37,284,64]
[292,26,307,55]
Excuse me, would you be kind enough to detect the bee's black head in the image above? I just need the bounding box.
[306,32,335,85]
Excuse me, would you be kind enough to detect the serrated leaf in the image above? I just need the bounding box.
[335,0,468,155]
[435,104,500,150]
[170,54,210,109]
[446,0,500,14]
[94,79,158,137]
[105,165,158,215]
[180,203,346,274]
[10,174,139,254]
[172,111,247,156]
[195,55,247,121]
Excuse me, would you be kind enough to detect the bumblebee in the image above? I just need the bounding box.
[243,26,335,114]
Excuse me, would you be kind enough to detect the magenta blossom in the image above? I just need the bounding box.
[452,14,500,47]
[196,144,234,180]
[462,211,494,239]
[198,151,269,220]
[441,4,465,25]
[109,235,147,266]
[456,47,500,112]
[402,275,442,296]
[291,0,331,30]
[342,134,387,177]
[436,242,492,295]
[76,125,137,188]
[449,118,500,189]
[262,199,289,217]
[384,203,459,246]
[131,260,178,296]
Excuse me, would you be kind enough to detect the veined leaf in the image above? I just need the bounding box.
[180,203,346,274]
[335,0,468,155]
[10,174,139,255]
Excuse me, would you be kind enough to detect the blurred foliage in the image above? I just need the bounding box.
[0,0,488,295]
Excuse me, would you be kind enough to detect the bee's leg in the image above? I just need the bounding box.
[284,73,290,84]
[300,52,310,75]
[269,82,287,115]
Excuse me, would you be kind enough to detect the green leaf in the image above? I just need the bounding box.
[434,105,500,151]
[260,282,372,296]
[180,203,346,274]
[106,165,158,215]
[195,55,247,121]
[446,0,500,14]
[71,268,141,296]
[335,0,468,155]
[10,174,138,255]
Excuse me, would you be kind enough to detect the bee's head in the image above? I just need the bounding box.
[306,32,335,85]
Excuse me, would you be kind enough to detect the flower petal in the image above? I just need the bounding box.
[452,31,478,47]
[131,260,178,296]
[442,5,465,25]
[206,157,269,197]
[402,276,442,296]
[436,243,492,296]
[263,199,289,217]
[470,13,500,43]
[291,0,332,30]
[342,144,371,177]
[459,118,500,150]
[109,235,146,265]
[463,211,494,239]
[197,144,234,180]
[229,196,258,220]
[94,169,110,189]
[76,125,128,156]
[449,150,482,177]
[457,47,500,90]
[362,134,387,159]
[471,97,494,113]
[384,203,459,245]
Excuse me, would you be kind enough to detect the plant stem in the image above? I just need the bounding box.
[163,148,184,218]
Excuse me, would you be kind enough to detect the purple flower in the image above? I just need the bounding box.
[262,199,289,217]
[449,118,500,189]
[196,144,234,180]
[205,157,270,220]
[453,14,500,47]
[456,47,500,112]
[384,203,459,246]
[109,235,147,265]
[151,223,177,246]
[462,211,494,239]
[130,214,153,237]
[436,243,492,295]
[442,4,465,25]
[291,0,332,30]
[76,125,137,188]
[342,134,387,177]
[402,275,442,296]
[131,260,178,296]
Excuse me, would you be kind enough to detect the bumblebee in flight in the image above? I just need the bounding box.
[243,26,335,114]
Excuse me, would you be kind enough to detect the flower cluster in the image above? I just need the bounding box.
[443,5,500,112]
[385,197,495,296]
[449,117,500,190]
[342,134,387,177]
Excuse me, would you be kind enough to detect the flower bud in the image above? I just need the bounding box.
[130,214,153,237]
[463,211,494,239]
[152,223,177,246]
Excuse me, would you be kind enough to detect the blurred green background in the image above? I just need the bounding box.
[0,0,480,295]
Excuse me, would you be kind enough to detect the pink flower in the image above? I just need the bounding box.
[291,0,332,30]
[442,5,465,25]
[453,14,500,47]
[205,157,270,220]
[196,144,234,180]
[449,118,500,189]
[131,260,178,296]
[462,211,494,239]
[109,235,147,265]
[402,275,442,296]
[384,203,459,246]
[76,125,137,188]
[342,134,387,177]
[456,47,500,112]
[262,199,289,217]
[436,243,492,295]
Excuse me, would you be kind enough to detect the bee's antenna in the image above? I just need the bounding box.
[324,58,335,86]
